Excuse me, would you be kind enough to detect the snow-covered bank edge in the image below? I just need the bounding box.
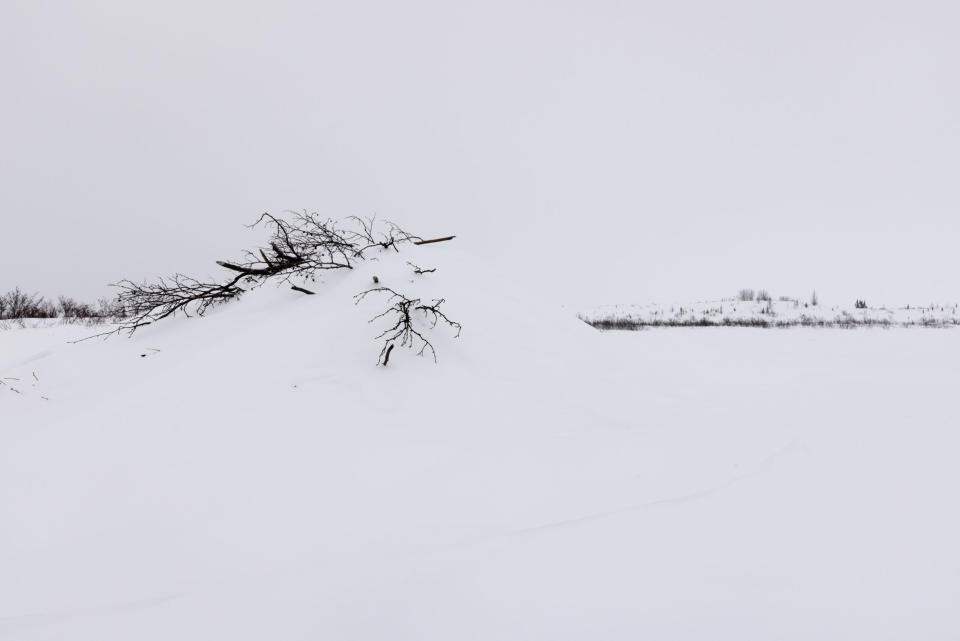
[579,299,960,330]
[581,316,959,330]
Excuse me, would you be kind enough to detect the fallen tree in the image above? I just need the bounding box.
[97,212,460,364]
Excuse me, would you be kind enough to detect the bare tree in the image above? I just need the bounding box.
[1,288,129,322]
[58,296,95,319]
[0,287,56,319]
[1,288,36,319]
[96,296,127,319]
[354,287,461,365]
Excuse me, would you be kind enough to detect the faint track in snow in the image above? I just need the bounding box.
[503,440,800,537]
[0,593,183,634]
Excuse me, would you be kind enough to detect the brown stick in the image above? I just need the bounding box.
[407,261,437,275]
[217,260,269,274]
[217,259,302,276]
[413,236,455,245]
[382,343,395,365]
[290,285,315,295]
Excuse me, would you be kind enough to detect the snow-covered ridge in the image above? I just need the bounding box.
[580,298,960,329]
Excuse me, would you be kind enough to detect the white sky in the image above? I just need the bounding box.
[2,0,958,308]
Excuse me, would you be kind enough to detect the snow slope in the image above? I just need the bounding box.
[2,245,959,640]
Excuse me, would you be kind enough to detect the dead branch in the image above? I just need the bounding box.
[414,236,455,245]
[244,211,356,275]
[290,285,315,295]
[344,216,423,256]
[407,262,436,275]
[98,273,246,336]
[216,259,304,276]
[354,287,461,364]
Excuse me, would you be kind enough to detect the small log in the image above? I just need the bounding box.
[413,236,455,245]
[290,285,315,295]
[382,343,395,366]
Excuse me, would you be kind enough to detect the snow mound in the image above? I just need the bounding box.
[3,246,960,640]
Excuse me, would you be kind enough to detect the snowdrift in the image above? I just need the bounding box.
[2,244,959,640]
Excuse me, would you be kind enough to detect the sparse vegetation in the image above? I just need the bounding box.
[0,287,125,322]
[579,314,959,330]
[579,295,960,331]
[738,289,756,301]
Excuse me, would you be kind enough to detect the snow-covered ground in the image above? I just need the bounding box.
[581,297,960,329]
[3,249,959,639]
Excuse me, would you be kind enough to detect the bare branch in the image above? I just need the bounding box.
[354,287,460,365]
[407,262,436,275]
[94,273,246,337]
[345,216,424,257]
[290,285,315,295]
[414,236,455,245]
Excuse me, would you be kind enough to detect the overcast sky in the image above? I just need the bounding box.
[2,0,958,307]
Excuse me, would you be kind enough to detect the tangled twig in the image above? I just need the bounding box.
[354,287,461,364]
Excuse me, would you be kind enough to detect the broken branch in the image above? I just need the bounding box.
[290,285,315,295]
[414,236,455,245]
